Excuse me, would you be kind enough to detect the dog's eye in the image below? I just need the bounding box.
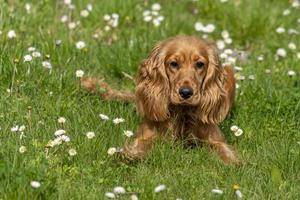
[196,62,204,69]
[170,61,179,68]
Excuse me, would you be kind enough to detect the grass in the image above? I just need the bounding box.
[0,0,300,199]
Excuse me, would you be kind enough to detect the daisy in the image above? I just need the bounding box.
[32,51,41,57]
[61,15,68,23]
[76,41,86,49]
[54,129,66,137]
[221,30,229,38]
[131,194,139,200]
[68,148,77,156]
[282,9,291,16]
[276,48,287,57]
[204,24,215,33]
[105,192,115,199]
[19,146,27,153]
[230,125,239,132]
[216,40,225,50]
[107,147,117,155]
[19,125,26,132]
[86,3,93,11]
[154,184,166,193]
[124,130,134,137]
[288,42,296,50]
[288,70,296,76]
[113,118,125,124]
[28,47,36,52]
[152,3,161,11]
[211,188,223,195]
[42,61,52,69]
[86,131,95,139]
[234,128,243,136]
[24,54,33,62]
[75,69,84,77]
[275,27,285,34]
[297,52,300,59]
[30,181,41,188]
[80,9,89,17]
[99,114,109,120]
[113,186,126,194]
[58,117,66,124]
[257,55,264,61]
[60,135,70,142]
[7,30,16,38]
[11,125,19,132]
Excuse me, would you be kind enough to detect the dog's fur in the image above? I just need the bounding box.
[81,36,238,164]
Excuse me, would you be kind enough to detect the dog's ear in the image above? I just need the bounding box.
[198,43,230,124]
[135,42,170,121]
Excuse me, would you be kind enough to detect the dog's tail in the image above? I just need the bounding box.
[80,77,135,102]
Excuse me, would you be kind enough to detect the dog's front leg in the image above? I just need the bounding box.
[196,124,239,164]
[123,120,166,160]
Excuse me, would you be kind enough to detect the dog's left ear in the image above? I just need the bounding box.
[198,43,230,124]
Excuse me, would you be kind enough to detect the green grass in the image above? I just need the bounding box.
[0,0,300,199]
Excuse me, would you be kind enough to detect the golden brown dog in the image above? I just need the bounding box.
[81,36,238,164]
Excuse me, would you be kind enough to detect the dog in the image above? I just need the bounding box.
[81,36,238,164]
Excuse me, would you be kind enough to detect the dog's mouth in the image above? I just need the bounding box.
[170,92,200,106]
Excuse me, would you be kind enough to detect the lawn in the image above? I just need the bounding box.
[0,0,300,199]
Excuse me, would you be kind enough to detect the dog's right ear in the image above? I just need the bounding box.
[135,43,170,121]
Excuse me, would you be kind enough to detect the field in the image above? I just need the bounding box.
[0,0,300,199]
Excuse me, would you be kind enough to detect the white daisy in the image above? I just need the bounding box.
[105,192,115,199]
[221,30,229,39]
[216,40,225,50]
[19,146,27,153]
[86,3,93,11]
[24,55,32,62]
[68,148,77,156]
[54,129,66,137]
[235,190,243,198]
[7,30,16,38]
[28,47,36,52]
[276,48,287,57]
[60,135,70,142]
[30,181,41,188]
[103,14,111,21]
[234,128,243,136]
[230,125,239,132]
[11,125,19,132]
[113,118,125,124]
[154,184,166,193]
[32,51,41,57]
[124,130,134,137]
[86,131,95,139]
[224,37,232,44]
[75,69,84,77]
[288,42,296,50]
[61,15,68,23]
[194,22,204,32]
[113,186,126,194]
[282,9,291,16]
[58,117,66,124]
[80,9,89,18]
[99,114,109,120]
[42,61,52,69]
[19,125,26,132]
[211,188,223,195]
[288,70,296,76]
[276,27,285,34]
[257,55,264,61]
[76,41,86,49]
[107,147,117,155]
[152,3,161,11]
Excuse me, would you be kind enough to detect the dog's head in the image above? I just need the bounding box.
[136,36,229,123]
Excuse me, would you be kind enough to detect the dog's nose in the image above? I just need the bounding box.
[179,87,194,99]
